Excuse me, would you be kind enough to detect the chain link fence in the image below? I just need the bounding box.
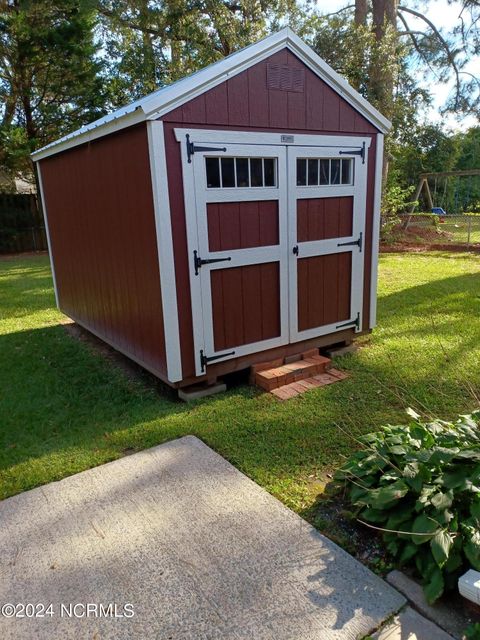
[386,213,480,250]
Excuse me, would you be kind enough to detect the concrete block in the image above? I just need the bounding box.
[373,606,455,640]
[325,343,358,358]
[386,570,468,640]
[178,382,226,401]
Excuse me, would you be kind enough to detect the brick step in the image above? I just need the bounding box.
[255,354,331,391]
[270,369,348,401]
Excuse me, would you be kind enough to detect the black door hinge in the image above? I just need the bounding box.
[186,134,226,163]
[200,349,235,372]
[339,141,366,164]
[193,250,231,276]
[338,232,363,252]
[336,312,360,331]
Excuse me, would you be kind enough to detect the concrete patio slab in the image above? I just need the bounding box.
[0,436,405,639]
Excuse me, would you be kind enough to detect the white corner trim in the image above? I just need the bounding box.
[31,28,391,162]
[147,121,183,383]
[36,163,59,308]
[369,133,384,329]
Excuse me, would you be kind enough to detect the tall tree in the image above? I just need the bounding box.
[97,0,299,104]
[0,0,106,182]
[305,0,479,195]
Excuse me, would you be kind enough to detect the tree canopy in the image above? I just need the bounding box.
[0,0,478,194]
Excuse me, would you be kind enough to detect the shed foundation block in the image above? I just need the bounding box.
[178,382,227,402]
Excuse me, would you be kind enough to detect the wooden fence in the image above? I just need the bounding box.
[0,193,48,254]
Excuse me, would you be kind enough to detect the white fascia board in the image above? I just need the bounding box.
[142,29,290,118]
[31,27,391,162]
[147,29,391,134]
[31,107,146,162]
[285,31,391,134]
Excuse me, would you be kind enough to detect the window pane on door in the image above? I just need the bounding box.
[307,159,319,186]
[330,159,341,185]
[236,158,249,187]
[320,159,330,185]
[341,159,353,185]
[250,158,263,187]
[297,157,354,187]
[221,158,235,187]
[206,156,277,188]
[264,158,276,186]
[297,159,307,186]
[206,157,220,188]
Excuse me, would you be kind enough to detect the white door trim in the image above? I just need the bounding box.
[287,144,369,342]
[147,121,183,383]
[370,133,384,329]
[175,127,372,150]
[178,130,372,376]
[186,142,289,376]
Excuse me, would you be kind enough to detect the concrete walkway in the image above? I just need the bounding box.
[0,436,405,639]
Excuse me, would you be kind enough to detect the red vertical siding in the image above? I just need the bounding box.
[162,47,379,379]
[211,263,280,351]
[297,253,352,331]
[39,124,168,378]
[165,50,377,134]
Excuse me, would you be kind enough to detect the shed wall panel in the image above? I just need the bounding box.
[163,48,378,379]
[39,124,168,378]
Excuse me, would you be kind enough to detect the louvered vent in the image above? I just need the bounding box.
[267,64,305,92]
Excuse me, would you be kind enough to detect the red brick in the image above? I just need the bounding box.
[308,355,331,372]
[251,358,284,375]
[271,386,299,400]
[301,348,319,359]
[328,368,349,380]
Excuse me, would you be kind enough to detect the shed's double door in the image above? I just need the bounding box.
[182,132,369,376]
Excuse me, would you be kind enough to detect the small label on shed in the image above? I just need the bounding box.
[281,135,294,143]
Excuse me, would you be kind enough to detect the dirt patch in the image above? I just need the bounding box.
[63,323,178,400]
[380,242,480,253]
[303,483,393,576]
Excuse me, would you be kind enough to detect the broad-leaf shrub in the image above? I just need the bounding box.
[335,410,480,603]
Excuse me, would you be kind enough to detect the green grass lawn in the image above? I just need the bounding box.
[1,252,479,514]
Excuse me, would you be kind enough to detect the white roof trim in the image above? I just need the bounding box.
[32,28,391,162]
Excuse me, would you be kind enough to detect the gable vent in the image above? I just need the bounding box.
[267,64,305,93]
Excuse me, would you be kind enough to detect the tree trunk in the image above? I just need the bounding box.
[370,0,399,184]
[370,0,398,115]
[354,0,368,26]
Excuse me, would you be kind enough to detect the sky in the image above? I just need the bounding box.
[317,0,479,131]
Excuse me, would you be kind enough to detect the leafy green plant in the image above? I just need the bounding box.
[465,622,480,640]
[335,410,480,603]
[381,184,418,242]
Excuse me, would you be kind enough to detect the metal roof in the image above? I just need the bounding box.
[32,28,391,161]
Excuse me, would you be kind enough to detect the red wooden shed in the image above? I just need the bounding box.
[32,28,390,394]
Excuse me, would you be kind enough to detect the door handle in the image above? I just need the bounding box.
[292,245,299,256]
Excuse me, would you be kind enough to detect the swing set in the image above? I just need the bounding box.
[410,169,480,214]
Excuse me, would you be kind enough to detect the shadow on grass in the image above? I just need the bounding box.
[0,260,478,502]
